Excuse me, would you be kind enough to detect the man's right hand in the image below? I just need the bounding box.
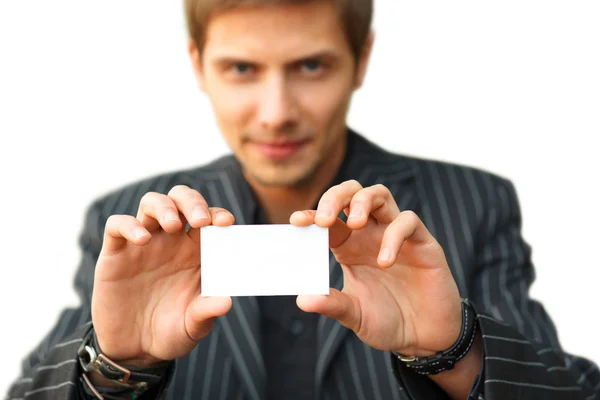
[91,185,234,367]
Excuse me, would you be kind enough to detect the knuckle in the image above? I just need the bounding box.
[373,183,390,194]
[105,214,118,227]
[105,214,129,228]
[168,184,190,196]
[354,184,385,205]
[400,210,420,224]
[320,188,336,202]
[326,180,361,200]
[140,191,160,204]
[346,179,362,190]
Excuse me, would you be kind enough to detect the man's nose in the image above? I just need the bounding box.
[256,76,299,131]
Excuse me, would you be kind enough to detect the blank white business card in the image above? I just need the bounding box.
[200,224,330,297]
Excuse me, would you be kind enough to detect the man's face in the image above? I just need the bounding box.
[190,1,371,187]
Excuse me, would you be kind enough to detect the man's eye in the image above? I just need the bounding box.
[231,63,253,74]
[300,59,323,73]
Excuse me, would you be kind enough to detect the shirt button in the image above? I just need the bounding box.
[290,319,304,336]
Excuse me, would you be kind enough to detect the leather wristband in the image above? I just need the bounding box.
[393,298,478,375]
[77,326,172,399]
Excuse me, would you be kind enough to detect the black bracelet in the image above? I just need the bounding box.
[80,374,141,400]
[77,326,173,399]
[393,298,478,375]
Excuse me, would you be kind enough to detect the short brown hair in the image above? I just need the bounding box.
[184,0,373,61]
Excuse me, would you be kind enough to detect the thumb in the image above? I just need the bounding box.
[297,289,360,332]
[185,296,232,341]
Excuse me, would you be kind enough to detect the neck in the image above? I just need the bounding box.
[247,135,348,224]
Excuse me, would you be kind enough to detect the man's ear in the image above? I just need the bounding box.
[188,40,206,92]
[354,31,375,90]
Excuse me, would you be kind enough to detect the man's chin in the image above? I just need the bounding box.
[246,167,316,189]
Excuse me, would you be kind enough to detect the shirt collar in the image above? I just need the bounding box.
[223,128,412,225]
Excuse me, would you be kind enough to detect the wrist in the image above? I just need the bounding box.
[96,337,165,370]
[393,298,478,375]
[78,326,172,399]
[91,330,172,375]
[396,297,464,358]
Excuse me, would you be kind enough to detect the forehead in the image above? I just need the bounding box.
[203,2,350,62]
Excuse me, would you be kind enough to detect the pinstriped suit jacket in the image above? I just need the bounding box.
[7,131,600,400]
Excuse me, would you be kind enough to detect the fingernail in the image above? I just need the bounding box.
[316,205,332,219]
[349,204,364,219]
[165,210,179,222]
[134,227,148,239]
[192,206,210,220]
[379,248,392,262]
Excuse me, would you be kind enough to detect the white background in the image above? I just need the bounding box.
[0,0,599,395]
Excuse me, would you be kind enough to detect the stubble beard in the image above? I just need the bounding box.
[246,156,324,189]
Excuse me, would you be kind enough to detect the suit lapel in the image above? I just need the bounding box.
[315,135,421,394]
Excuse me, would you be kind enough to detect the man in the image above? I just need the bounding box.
[6,0,599,399]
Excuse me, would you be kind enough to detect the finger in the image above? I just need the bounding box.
[297,289,360,332]
[290,210,352,249]
[209,207,235,226]
[377,210,434,268]
[102,215,151,254]
[314,180,363,227]
[346,184,400,229]
[188,207,235,244]
[185,296,232,341]
[289,210,315,226]
[136,192,182,233]
[167,185,212,229]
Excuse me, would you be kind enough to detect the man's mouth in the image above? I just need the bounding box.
[249,138,311,160]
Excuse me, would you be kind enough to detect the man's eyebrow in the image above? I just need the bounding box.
[210,56,255,66]
[288,50,340,63]
[209,50,341,66]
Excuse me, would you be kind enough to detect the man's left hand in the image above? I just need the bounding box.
[290,180,463,357]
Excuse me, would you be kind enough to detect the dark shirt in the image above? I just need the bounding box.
[258,296,319,400]
[252,139,356,400]
[254,200,320,399]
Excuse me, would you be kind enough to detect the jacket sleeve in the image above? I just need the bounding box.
[394,177,599,400]
[468,178,599,399]
[5,200,105,399]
